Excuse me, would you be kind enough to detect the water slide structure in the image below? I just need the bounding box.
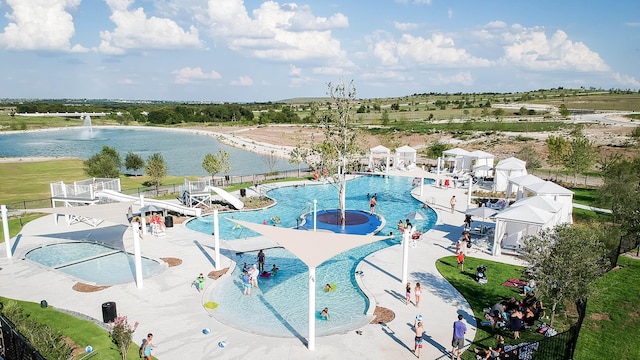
[204,186,244,210]
[96,189,202,217]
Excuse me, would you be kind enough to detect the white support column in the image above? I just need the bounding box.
[419,177,425,197]
[213,209,221,270]
[401,229,410,286]
[2,205,11,259]
[467,176,473,207]
[132,222,143,289]
[139,195,147,235]
[313,199,317,232]
[308,266,316,350]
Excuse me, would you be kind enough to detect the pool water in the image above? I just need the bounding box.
[25,242,165,285]
[188,176,437,337]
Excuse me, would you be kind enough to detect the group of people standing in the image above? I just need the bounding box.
[410,312,467,359]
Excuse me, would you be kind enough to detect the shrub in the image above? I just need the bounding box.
[110,316,139,360]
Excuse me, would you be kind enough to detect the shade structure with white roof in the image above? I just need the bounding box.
[442,148,471,173]
[467,150,495,177]
[230,219,390,351]
[492,203,556,256]
[368,145,391,172]
[493,157,527,192]
[522,181,574,223]
[506,174,545,200]
[393,145,417,169]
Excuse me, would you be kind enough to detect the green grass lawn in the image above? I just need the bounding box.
[0,297,144,359]
[438,254,640,360]
[569,187,600,206]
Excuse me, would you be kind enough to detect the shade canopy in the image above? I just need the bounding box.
[405,212,426,220]
[370,145,390,154]
[139,204,164,213]
[465,207,498,219]
[231,220,390,268]
[26,201,135,226]
[523,181,574,195]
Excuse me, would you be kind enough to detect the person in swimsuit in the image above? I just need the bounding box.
[414,282,422,307]
[406,282,412,305]
[196,273,205,292]
[141,333,155,360]
[324,283,333,292]
[257,250,266,272]
[369,194,377,215]
[271,264,279,276]
[414,321,424,358]
[242,271,251,295]
[321,307,330,320]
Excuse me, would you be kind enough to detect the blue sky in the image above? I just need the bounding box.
[0,0,638,102]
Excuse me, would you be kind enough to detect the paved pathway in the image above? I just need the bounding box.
[0,180,524,360]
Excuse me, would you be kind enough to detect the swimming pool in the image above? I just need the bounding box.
[25,242,165,285]
[187,176,437,337]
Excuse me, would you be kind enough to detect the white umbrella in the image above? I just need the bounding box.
[404,212,426,220]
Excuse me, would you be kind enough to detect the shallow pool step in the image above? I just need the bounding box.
[54,250,121,269]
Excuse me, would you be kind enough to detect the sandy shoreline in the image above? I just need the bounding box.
[0,125,294,163]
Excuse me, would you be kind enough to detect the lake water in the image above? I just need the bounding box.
[0,127,298,176]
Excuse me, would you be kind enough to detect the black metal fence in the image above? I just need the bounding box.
[0,314,46,360]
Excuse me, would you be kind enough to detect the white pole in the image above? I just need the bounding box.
[313,199,317,232]
[308,266,316,350]
[467,175,473,207]
[419,177,424,197]
[213,209,221,270]
[401,229,410,285]
[132,221,143,289]
[2,205,11,259]
[139,195,147,235]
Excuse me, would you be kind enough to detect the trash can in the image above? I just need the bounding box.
[240,188,246,197]
[164,215,174,228]
[40,300,48,308]
[102,302,117,323]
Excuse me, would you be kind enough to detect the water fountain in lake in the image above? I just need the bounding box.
[79,115,96,140]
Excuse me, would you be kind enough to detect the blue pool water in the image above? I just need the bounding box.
[187,176,437,337]
[25,242,165,285]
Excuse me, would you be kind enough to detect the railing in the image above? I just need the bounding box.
[0,314,47,360]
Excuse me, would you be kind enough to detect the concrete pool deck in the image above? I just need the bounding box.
[0,180,524,360]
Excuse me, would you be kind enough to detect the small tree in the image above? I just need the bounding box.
[261,150,278,174]
[84,145,122,178]
[520,224,610,326]
[145,153,167,194]
[426,140,451,160]
[565,135,598,184]
[546,135,569,180]
[124,151,145,176]
[202,149,230,183]
[288,146,308,178]
[515,147,542,171]
[110,316,139,360]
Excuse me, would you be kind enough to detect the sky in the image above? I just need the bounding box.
[0,0,638,103]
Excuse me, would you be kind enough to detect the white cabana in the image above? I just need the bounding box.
[467,150,495,177]
[493,157,527,192]
[368,145,391,172]
[442,148,471,173]
[523,181,574,223]
[492,204,556,256]
[506,174,545,200]
[393,145,417,170]
[510,196,564,225]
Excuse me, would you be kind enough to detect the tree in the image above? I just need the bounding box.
[288,146,308,177]
[565,135,597,184]
[426,140,451,160]
[261,150,278,174]
[201,149,231,182]
[84,145,121,178]
[520,224,610,326]
[545,135,569,179]
[145,153,167,193]
[124,151,145,176]
[110,316,139,360]
[381,109,390,125]
[598,156,640,234]
[295,79,364,225]
[559,104,571,117]
[515,147,542,171]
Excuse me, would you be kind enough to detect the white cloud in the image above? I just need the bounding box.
[118,78,137,85]
[429,71,473,86]
[97,0,201,54]
[500,28,609,72]
[448,8,453,19]
[312,67,347,76]
[289,64,302,76]
[611,72,640,87]
[371,33,491,67]
[626,22,640,27]
[394,21,420,32]
[230,76,253,86]
[173,67,221,84]
[204,0,348,62]
[0,0,88,52]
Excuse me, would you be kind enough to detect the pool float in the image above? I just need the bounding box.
[259,271,271,278]
[232,224,242,230]
[324,283,337,292]
[204,301,218,309]
[271,216,281,224]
